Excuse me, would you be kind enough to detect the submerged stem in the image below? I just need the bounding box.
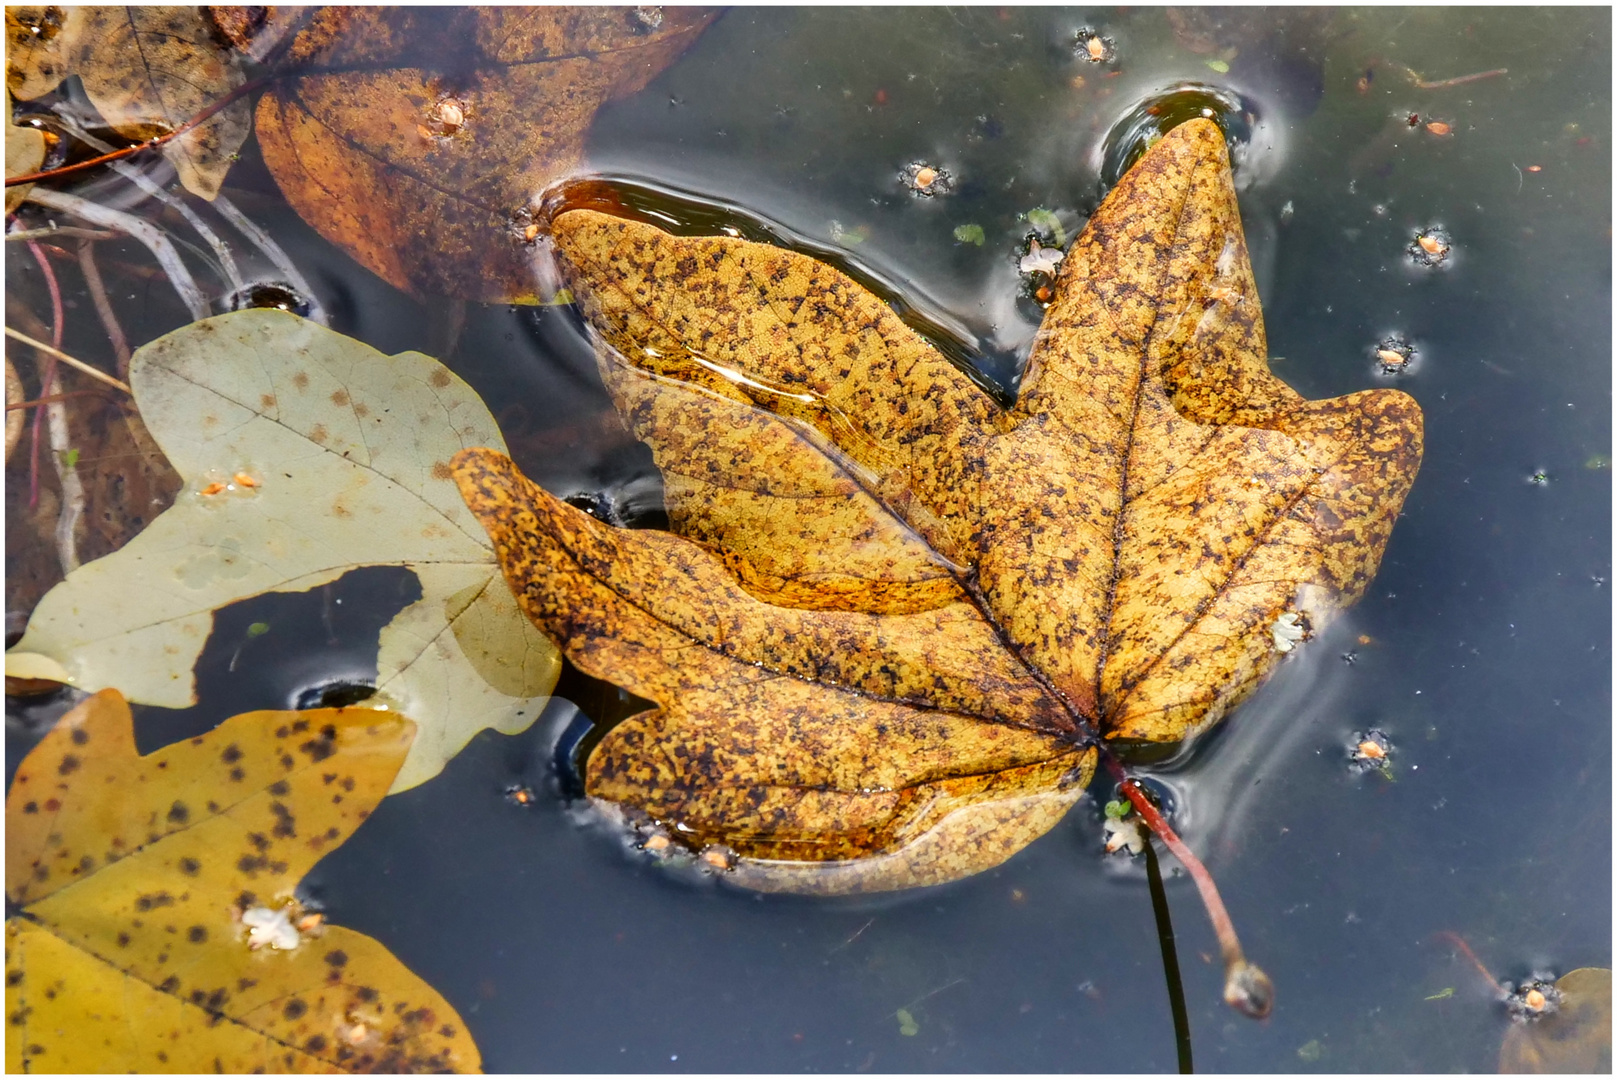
[1143,836,1194,1072]
[1105,755,1273,1019]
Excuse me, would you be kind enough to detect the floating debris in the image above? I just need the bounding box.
[1074,28,1115,64]
[1373,336,1416,374]
[953,223,985,245]
[900,161,953,196]
[1507,977,1565,1020]
[1410,227,1451,266]
[1426,120,1453,136]
[1018,237,1064,277]
[1101,798,1146,856]
[1271,611,1307,653]
[1348,729,1394,776]
[241,904,302,950]
[504,783,536,807]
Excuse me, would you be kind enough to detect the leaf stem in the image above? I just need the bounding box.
[1106,756,1273,1019]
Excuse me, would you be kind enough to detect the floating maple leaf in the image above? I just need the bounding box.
[453,120,1423,894]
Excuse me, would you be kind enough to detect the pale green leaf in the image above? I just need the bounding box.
[9,310,558,792]
[1024,207,1065,248]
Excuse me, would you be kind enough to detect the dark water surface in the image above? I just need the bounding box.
[6,7,1610,1073]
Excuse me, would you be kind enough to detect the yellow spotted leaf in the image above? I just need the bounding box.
[4,689,481,1073]
[254,6,717,302]
[453,118,1424,894]
[5,6,249,200]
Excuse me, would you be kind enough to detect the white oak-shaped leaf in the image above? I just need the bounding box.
[8,310,558,792]
[4,690,479,1073]
[454,119,1424,892]
[5,6,248,199]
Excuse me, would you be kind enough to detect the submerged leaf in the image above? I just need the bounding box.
[255,6,717,301]
[1499,968,1612,1073]
[454,119,1424,892]
[5,6,249,199]
[9,311,558,792]
[5,88,45,212]
[4,689,480,1072]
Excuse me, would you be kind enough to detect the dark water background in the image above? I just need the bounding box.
[6,7,1610,1072]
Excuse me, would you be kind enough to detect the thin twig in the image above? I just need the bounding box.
[8,390,109,411]
[1412,67,1507,90]
[78,240,132,377]
[5,75,268,188]
[5,328,133,395]
[6,226,120,243]
[24,188,210,321]
[24,240,62,510]
[213,192,329,325]
[55,112,246,298]
[1107,760,1273,1018]
[1430,930,1504,993]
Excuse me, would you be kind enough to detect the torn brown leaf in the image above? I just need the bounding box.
[255,6,717,302]
[6,6,249,200]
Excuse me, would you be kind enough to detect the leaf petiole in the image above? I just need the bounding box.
[1107,760,1273,1019]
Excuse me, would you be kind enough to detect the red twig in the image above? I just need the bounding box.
[5,74,269,189]
[1105,755,1274,1018]
[1430,930,1504,993]
[24,239,63,509]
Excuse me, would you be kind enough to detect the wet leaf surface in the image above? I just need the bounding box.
[8,310,559,792]
[4,688,480,1072]
[255,6,717,302]
[4,87,45,212]
[1499,968,1613,1074]
[5,5,249,199]
[453,119,1425,892]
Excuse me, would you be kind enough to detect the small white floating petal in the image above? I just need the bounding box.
[1103,816,1146,855]
[1271,611,1306,653]
[242,905,301,950]
[1018,240,1065,276]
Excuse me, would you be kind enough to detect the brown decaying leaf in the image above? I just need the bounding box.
[453,118,1424,893]
[5,6,249,200]
[5,690,481,1073]
[1499,968,1613,1073]
[254,6,717,302]
[5,86,46,213]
